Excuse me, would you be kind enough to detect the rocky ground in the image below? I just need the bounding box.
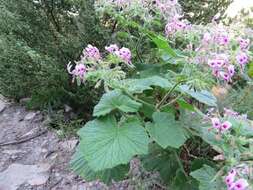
[0,96,164,190]
[0,96,89,190]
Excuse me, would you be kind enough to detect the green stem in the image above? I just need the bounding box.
[136,34,144,64]
[174,150,188,179]
[156,80,185,110]
[123,90,154,107]
[160,94,183,109]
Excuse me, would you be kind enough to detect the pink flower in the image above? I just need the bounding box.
[221,121,232,132]
[233,179,249,190]
[236,52,249,66]
[174,20,187,30]
[105,44,119,53]
[67,62,87,83]
[74,64,86,78]
[165,22,175,35]
[212,69,219,77]
[225,174,235,186]
[225,169,237,190]
[165,18,187,36]
[238,37,250,50]
[227,65,235,77]
[215,33,229,46]
[219,71,231,82]
[155,0,178,14]
[211,117,221,129]
[203,32,212,43]
[224,108,239,117]
[229,169,237,176]
[84,44,101,61]
[115,47,132,64]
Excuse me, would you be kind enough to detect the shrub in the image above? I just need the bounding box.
[0,0,107,110]
[70,1,253,189]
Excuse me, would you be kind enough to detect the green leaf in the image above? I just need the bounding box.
[190,158,216,171]
[179,85,217,107]
[227,116,253,137]
[247,62,253,78]
[122,76,172,94]
[146,112,188,149]
[70,147,128,184]
[177,99,195,111]
[190,165,224,190]
[146,32,177,57]
[93,90,142,117]
[141,143,179,184]
[78,115,149,171]
[171,170,198,190]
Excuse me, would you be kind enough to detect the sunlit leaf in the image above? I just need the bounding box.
[78,115,149,171]
[93,90,142,117]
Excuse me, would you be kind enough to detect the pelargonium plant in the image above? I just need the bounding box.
[68,0,253,189]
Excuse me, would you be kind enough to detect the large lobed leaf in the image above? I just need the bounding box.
[146,112,188,149]
[179,85,217,107]
[93,90,142,117]
[146,32,178,58]
[190,165,224,190]
[122,76,172,94]
[77,115,149,171]
[141,143,179,184]
[70,148,128,184]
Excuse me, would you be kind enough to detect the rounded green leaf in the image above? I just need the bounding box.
[146,112,188,149]
[93,90,142,117]
[78,115,149,171]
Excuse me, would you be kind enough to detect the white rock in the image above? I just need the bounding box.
[19,97,31,104]
[27,175,49,186]
[60,139,78,151]
[24,112,37,121]
[2,149,25,155]
[64,104,72,113]
[0,100,6,113]
[0,163,50,190]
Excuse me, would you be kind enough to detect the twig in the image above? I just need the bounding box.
[173,150,189,179]
[156,80,185,110]
[0,130,47,147]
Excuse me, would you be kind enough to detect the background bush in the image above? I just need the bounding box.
[179,0,233,24]
[0,0,107,112]
[0,0,234,112]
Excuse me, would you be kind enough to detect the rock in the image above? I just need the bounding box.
[24,112,37,121]
[60,139,78,151]
[19,97,31,104]
[28,175,49,186]
[0,163,50,190]
[0,100,6,113]
[2,149,25,155]
[64,104,72,113]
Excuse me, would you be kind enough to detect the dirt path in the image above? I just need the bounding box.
[0,97,164,190]
[0,97,87,190]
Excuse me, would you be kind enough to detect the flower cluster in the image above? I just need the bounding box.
[82,44,101,61]
[165,16,188,36]
[155,0,178,15]
[208,55,235,82]
[225,169,249,190]
[238,37,250,50]
[67,44,132,84]
[214,31,230,46]
[105,44,132,64]
[95,0,181,23]
[196,27,251,82]
[211,117,232,133]
[67,62,87,83]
